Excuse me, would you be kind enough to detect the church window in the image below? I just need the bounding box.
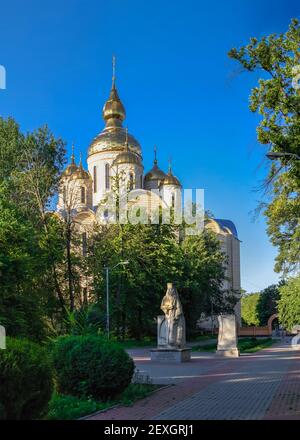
[81,186,86,204]
[82,232,87,256]
[93,166,97,193]
[129,173,134,190]
[105,163,110,189]
[63,186,66,203]
[140,175,143,188]
[171,193,175,208]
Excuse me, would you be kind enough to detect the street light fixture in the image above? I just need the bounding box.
[104,260,129,339]
[266,151,300,161]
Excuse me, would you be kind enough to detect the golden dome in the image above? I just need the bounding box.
[63,149,91,180]
[88,72,142,157]
[89,126,141,156]
[63,162,78,177]
[163,165,181,187]
[72,165,91,180]
[62,147,78,176]
[144,163,167,181]
[144,149,167,182]
[103,84,126,123]
[113,150,141,166]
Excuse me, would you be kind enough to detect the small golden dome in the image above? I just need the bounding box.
[144,147,167,182]
[163,166,181,187]
[62,147,78,176]
[144,164,167,181]
[113,150,141,166]
[72,156,92,180]
[63,162,78,177]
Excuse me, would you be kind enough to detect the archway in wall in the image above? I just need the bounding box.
[268,314,279,335]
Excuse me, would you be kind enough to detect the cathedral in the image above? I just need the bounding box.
[56,63,241,325]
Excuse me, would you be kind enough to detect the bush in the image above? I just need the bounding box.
[52,335,134,400]
[0,337,53,419]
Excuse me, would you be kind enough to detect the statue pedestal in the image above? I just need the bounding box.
[150,347,191,363]
[215,348,240,358]
[216,314,239,358]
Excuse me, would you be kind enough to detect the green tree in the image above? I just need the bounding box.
[278,276,300,330]
[0,185,49,341]
[256,283,281,325]
[229,19,300,274]
[181,229,236,335]
[0,117,67,339]
[241,293,260,326]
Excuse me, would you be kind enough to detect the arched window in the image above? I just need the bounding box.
[105,163,110,189]
[81,186,85,204]
[140,175,143,188]
[82,232,87,256]
[129,173,134,190]
[93,166,97,193]
[171,193,175,208]
[63,186,66,203]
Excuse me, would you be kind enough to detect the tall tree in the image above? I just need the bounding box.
[256,284,281,325]
[241,293,260,327]
[278,276,300,331]
[229,18,300,274]
[0,117,67,338]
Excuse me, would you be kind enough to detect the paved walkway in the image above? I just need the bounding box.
[87,341,300,420]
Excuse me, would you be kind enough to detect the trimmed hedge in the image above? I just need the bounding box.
[0,337,53,419]
[52,335,134,400]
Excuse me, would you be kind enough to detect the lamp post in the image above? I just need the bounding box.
[266,151,300,161]
[104,261,129,339]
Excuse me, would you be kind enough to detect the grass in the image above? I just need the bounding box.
[192,337,276,353]
[46,383,160,420]
[115,338,156,349]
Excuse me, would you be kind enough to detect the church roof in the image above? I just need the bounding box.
[88,57,142,157]
[215,219,238,239]
[144,147,167,182]
[163,163,181,187]
[144,163,167,182]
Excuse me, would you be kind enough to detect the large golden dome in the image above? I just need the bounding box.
[88,80,142,157]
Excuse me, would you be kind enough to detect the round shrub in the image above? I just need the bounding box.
[0,337,53,419]
[52,335,134,400]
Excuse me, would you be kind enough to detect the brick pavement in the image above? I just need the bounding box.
[86,342,300,420]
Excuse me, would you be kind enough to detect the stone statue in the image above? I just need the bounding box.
[158,283,186,348]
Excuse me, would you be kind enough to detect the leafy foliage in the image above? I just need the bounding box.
[0,117,66,340]
[52,335,134,400]
[278,276,300,330]
[256,283,281,325]
[241,293,260,326]
[0,337,53,419]
[229,18,300,274]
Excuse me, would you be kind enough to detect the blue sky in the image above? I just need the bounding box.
[1,0,299,292]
